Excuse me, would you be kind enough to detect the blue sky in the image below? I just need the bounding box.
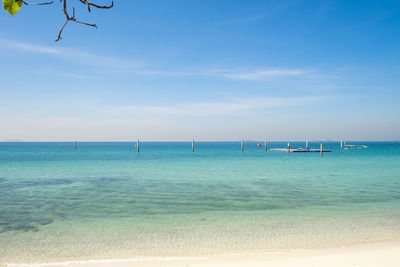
[0,0,399,141]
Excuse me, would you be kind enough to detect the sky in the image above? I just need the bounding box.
[0,0,399,141]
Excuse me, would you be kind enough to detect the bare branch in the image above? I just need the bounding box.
[22,1,54,6]
[78,0,113,12]
[56,18,69,41]
[21,0,113,41]
[71,7,97,28]
[56,0,102,42]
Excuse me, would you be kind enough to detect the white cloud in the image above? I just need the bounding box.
[1,39,310,81]
[33,69,93,79]
[0,95,335,141]
[128,68,309,80]
[109,95,328,117]
[0,39,143,70]
[1,40,62,55]
[210,69,308,80]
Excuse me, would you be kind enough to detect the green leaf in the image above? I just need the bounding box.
[3,0,22,15]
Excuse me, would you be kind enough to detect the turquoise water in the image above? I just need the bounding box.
[0,142,400,264]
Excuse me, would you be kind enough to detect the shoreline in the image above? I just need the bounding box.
[5,240,400,267]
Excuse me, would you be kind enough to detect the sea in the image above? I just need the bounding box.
[0,141,399,265]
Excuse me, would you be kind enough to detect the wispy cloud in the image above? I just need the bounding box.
[109,95,329,117]
[209,69,308,80]
[0,95,330,120]
[0,39,143,70]
[220,2,291,25]
[0,39,310,81]
[128,68,309,80]
[1,40,62,55]
[33,69,93,79]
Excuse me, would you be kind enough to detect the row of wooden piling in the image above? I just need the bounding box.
[73,139,344,155]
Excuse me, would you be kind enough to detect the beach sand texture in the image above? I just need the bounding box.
[6,242,400,267]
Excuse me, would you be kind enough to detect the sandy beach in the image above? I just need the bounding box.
[8,241,399,267]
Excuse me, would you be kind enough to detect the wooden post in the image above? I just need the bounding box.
[192,139,194,152]
[137,140,140,153]
[74,140,77,149]
[288,142,290,153]
[241,139,244,152]
[265,139,267,152]
[320,143,323,155]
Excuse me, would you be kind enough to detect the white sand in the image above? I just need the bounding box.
[15,241,400,267]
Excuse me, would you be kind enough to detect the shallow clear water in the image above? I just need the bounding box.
[0,142,400,264]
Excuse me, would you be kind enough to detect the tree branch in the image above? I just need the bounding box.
[78,0,113,12]
[55,0,111,42]
[22,1,54,5]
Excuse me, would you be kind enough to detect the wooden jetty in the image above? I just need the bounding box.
[270,148,331,153]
